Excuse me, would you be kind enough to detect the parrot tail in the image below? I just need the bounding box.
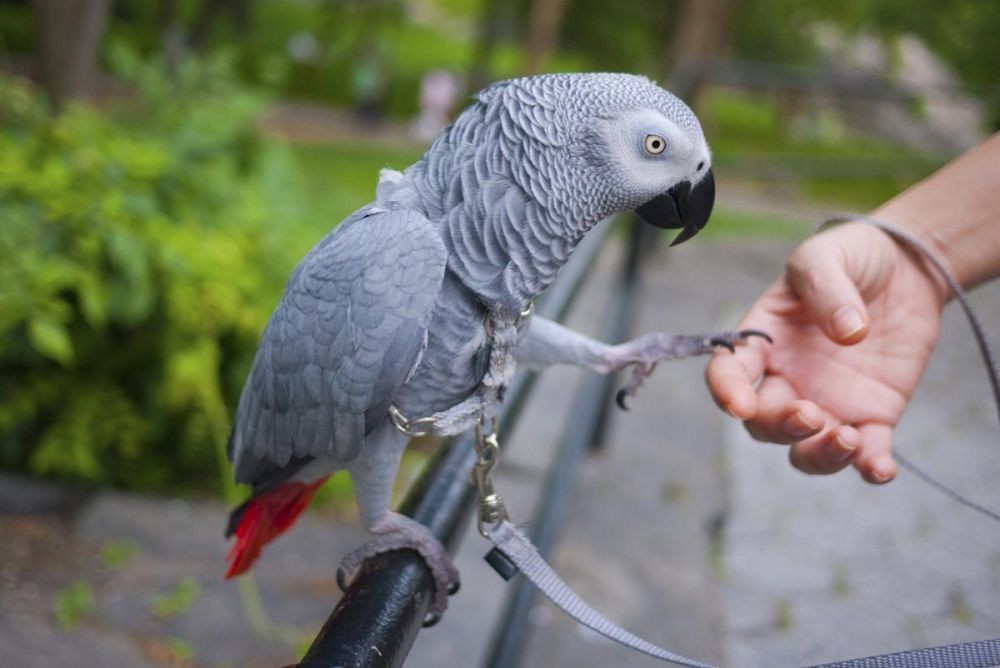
[224,476,329,578]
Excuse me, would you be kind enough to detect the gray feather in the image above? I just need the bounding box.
[230,209,446,483]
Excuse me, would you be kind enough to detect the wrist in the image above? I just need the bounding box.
[868,206,955,308]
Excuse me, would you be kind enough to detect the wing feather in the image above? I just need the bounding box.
[229,209,446,484]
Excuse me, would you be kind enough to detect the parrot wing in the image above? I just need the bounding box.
[228,208,447,484]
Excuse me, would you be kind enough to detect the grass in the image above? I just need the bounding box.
[703,207,811,240]
[701,89,949,211]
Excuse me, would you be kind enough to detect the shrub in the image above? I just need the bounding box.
[0,47,300,493]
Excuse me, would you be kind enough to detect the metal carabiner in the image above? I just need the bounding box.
[472,417,508,537]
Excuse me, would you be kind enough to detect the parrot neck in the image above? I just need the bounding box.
[400,163,602,316]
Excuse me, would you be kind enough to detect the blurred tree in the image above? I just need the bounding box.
[468,0,506,92]
[730,0,1000,128]
[559,0,672,74]
[32,0,111,108]
[190,0,253,50]
[666,0,739,77]
[525,0,568,74]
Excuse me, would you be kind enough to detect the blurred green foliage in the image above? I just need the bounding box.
[0,47,298,491]
[53,579,95,630]
[0,42,430,495]
[150,575,201,619]
[700,89,946,209]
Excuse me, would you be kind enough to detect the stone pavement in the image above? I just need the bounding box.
[1,236,998,668]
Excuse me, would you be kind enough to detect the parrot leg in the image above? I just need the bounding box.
[514,317,770,408]
[606,329,771,409]
[336,511,460,619]
[339,421,459,621]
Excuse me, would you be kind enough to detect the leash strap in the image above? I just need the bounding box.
[807,638,1000,668]
[488,520,715,668]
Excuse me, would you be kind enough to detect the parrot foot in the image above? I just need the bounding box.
[610,329,771,410]
[336,511,460,624]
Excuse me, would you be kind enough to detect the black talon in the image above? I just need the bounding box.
[710,337,736,353]
[740,329,773,344]
[615,388,630,411]
[422,610,443,628]
[336,567,350,592]
[448,579,461,596]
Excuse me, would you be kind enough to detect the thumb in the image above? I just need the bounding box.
[785,238,870,345]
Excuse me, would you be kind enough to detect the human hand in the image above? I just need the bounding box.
[706,222,949,483]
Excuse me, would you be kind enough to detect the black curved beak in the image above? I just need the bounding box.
[634,168,715,246]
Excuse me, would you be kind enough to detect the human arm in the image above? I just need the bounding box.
[705,134,1000,483]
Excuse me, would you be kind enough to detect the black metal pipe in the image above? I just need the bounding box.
[484,218,647,668]
[295,220,615,668]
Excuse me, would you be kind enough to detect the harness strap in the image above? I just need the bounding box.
[488,520,715,668]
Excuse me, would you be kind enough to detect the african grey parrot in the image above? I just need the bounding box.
[224,73,767,617]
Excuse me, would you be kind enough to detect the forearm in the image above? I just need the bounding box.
[872,133,1000,293]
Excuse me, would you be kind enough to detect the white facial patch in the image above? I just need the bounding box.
[597,109,707,201]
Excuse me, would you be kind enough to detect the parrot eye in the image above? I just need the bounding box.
[644,134,667,155]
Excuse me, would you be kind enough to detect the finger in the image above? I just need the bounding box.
[853,423,897,484]
[705,343,767,420]
[785,238,870,345]
[742,376,825,445]
[788,424,861,475]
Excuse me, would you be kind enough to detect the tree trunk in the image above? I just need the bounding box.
[665,0,739,98]
[468,0,504,95]
[525,0,568,75]
[33,0,111,109]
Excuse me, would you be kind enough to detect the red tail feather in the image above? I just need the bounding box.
[225,476,329,578]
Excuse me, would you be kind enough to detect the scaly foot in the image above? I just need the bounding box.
[336,511,460,625]
[608,329,772,409]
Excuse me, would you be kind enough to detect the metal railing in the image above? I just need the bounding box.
[294,217,650,667]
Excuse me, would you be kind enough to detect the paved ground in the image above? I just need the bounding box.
[2,233,998,667]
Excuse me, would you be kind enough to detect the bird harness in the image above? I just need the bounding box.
[388,303,534,439]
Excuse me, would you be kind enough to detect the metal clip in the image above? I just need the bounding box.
[388,404,437,438]
[484,301,535,339]
[472,417,509,538]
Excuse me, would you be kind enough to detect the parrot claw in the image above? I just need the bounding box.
[739,329,773,344]
[422,610,443,628]
[709,337,736,353]
[615,388,630,411]
[336,566,351,592]
[338,511,460,617]
[605,328,773,409]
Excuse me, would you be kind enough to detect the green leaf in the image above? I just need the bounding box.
[28,316,74,365]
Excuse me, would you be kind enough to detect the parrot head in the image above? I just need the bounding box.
[471,73,714,246]
[575,75,714,246]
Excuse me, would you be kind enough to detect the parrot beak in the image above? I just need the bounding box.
[634,168,715,246]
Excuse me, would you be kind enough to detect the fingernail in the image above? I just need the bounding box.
[725,404,742,420]
[831,306,865,341]
[870,462,894,483]
[827,434,857,463]
[783,411,819,438]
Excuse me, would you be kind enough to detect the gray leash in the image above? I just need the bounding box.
[472,214,1000,667]
[471,423,717,668]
